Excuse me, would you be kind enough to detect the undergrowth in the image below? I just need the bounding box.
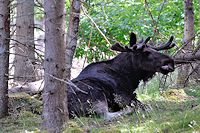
[1,77,200,133]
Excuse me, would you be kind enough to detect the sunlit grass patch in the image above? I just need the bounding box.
[63,97,200,133]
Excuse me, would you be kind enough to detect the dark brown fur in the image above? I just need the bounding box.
[68,33,175,119]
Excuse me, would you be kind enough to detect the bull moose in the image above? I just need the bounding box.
[9,32,175,120]
[68,32,175,119]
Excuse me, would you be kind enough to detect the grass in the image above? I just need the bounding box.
[0,110,41,133]
[63,99,200,133]
[1,77,200,133]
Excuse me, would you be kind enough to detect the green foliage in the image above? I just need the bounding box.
[34,2,44,21]
[76,0,200,62]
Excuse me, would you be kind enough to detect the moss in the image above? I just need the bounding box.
[9,92,42,115]
[160,89,195,101]
[63,121,85,133]
[0,93,42,132]
[0,110,41,132]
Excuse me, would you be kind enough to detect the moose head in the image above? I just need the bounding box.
[111,32,175,76]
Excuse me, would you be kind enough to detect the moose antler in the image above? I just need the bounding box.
[133,37,151,50]
[110,42,128,52]
[111,36,152,52]
[148,36,175,51]
[129,32,137,47]
[111,35,175,52]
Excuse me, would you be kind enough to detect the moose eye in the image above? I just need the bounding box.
[143,50,151,56]
[142,47,151,53]
[164,58,173,63]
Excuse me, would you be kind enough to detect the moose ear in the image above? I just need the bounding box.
[129,32,137,47]
[111,43,126,52]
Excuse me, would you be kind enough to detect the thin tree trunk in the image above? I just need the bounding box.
[42,0,68,132]
[0,0,10,118]
[177,0,194,87]
[66,0,81,79]
[14,0,36,82]
[190,0,200,82]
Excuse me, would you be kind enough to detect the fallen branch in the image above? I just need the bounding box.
[174,52,200,64]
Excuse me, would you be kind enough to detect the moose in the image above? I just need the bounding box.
[67,32,175,119]
[9,32,175,120]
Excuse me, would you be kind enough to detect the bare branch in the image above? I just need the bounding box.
[174,52,200,64]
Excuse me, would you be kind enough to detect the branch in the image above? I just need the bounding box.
[173,35,196,56]
[144,0,156,25]
[174,52,200,64]
[173,33,200,64]
[81,5,111,45]
[35,0,43,8]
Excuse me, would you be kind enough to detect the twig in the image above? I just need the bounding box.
[157,0,166,23]
[35,0,43,8]
[193,35,200,54]
[154,0,166,35]
[8,38,44,60]
[31,25,45,32]
[144,0,156,25]
[173,34,197,57]
[144,0,167,37]
[47,73,88,94]
[184,63,200,86]
[82,29,93,69]
[81,5,111,45]
[9,52,43,62]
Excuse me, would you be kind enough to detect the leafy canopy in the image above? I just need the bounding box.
[76,0,199,62]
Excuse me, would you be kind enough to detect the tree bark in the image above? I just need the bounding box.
[14,0,36,82]
[66,0,81,79]
[190,0,200,82]
[174,52,200,64]
[0,0,10,118]
[42,0,68,132]
[177,0,194,87]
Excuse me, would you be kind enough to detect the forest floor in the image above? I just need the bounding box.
[1,78,200,133]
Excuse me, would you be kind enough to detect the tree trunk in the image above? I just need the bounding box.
[42,0,68,132]
[66,0,81,79]
[14,0,36,82]
[177,0,194,87]
[190,0,200,82]
[0,0,10,118]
